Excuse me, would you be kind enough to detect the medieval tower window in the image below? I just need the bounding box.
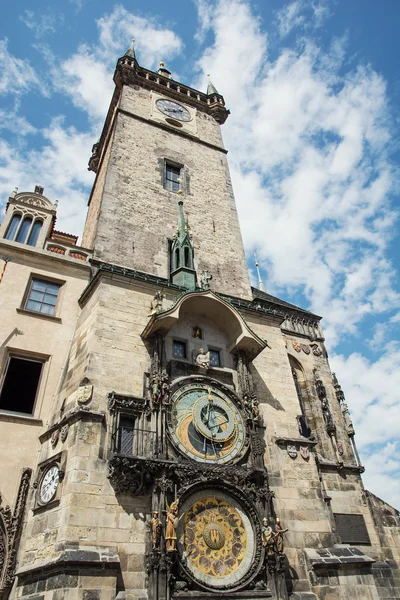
[289,355,311,438]
[165,162,181,192]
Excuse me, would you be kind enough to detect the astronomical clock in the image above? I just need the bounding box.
[107,292,289,600]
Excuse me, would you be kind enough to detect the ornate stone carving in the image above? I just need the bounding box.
[341,402,355,435]
[287,444,297,459]
[300,445,310,460]
[149,289,165,316]
[315,376,336,435]
[194,348,210,369]
[149,333,169,412]
[236,350,253,399]
[51,429,59,447]
[0,468,32,596]
[199,270,212,290]
[60,424,69,442]
[108,392,146,415]
[77,382,93,405]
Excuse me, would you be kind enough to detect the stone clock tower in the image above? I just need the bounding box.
[10,41,400,600]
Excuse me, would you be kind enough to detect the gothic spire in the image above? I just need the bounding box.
[170,192,196,290]
[207,74,219,95]
[254,254,266,292]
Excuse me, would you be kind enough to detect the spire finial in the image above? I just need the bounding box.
[124,38,136,59]
[254,253,266,292]
[207,74,219,95]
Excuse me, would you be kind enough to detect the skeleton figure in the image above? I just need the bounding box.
[274,518,288,554]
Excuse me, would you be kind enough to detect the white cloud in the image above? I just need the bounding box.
[331,349,400,508]
[276,0,331,37]
[0,102,37,136]
[0,39,42,96]
[277,1,305,37]
[96,5,183,69]
[19,10,62,38]
[56,46,113,121]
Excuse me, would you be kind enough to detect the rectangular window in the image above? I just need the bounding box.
[118,417,135,455]
[209,349,221,368]
[165,163,181,192]
[173,340,186,359]
[0,356,44,414]
[25,279,61,316]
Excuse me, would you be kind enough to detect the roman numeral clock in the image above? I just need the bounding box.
[108,295,290,600]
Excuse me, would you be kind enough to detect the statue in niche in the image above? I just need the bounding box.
[341,402,354,434]
[165,500,179,552]
[274,518,288,554]
[149,510,162,551]
[321,398,334,428]
[195,348,210,370]
[192,326,202,339]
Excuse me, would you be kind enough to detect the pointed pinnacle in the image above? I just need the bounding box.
[254,253,267,293]
[124,38,136,59]
[207,74,219,95]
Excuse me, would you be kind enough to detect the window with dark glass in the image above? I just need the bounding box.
[173,340,186,359]
[209,349,221,368]
[0,356,44,414]
[16,216,33,244]
[25,279,61,316]
[118,417,135,455]
[165,163,181,192]
[27,220,43,247]
[5,214,21,240]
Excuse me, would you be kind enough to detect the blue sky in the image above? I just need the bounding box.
[1,0,400,507]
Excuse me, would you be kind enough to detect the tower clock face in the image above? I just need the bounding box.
[167,382,245,464]
[39,464,59,504]
[156,99,191,121]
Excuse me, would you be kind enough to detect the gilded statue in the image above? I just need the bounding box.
[165,499,179,552]
[262,517,275,557]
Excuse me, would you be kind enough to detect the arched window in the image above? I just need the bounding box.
[27,220,43,247]
[184,246,190,267]
[4,213,21,240]
[175,248,180,269]
[289,355,311,438]
[15,216,33,244]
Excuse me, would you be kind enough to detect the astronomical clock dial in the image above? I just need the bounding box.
[155,99,191,122]
[167,382,245,464]
[178,491,256,589]
[39,464,60,504]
